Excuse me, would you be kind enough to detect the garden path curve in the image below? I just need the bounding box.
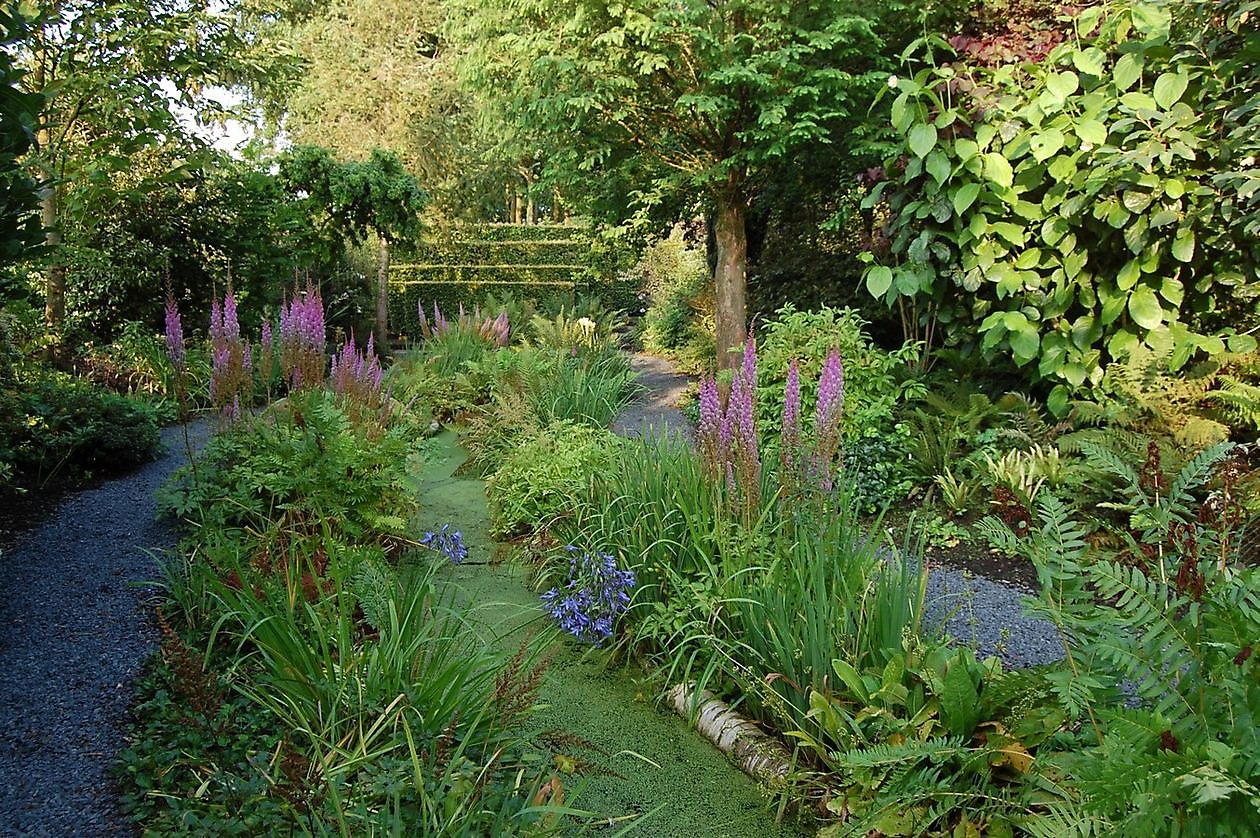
[0,421,211,836]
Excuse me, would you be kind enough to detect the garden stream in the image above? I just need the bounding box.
[414,429,803,837]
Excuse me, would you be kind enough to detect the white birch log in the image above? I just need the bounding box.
[666,683,793,785]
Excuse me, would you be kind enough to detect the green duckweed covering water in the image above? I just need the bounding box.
[409,430,808,837]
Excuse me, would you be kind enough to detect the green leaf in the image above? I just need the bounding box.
[1113,53,1143,91]
[925,149,951,185]
[891,94,912,132]
[1030,129,1065,162]
[940,661,981,736]
[909,123,937,159]
[1075,119,1108,145]
[953,182,981,215]
[1045,71,1079,102]
[1062,362,1088,387]
[1227,334,1258,353]
[1071,47,1106,76]
[1159,277,1184,306]
[1153,72,1189,109]
[1172,227,1195,262]
[1128,286,1164,329]
[866,265,893,297]
[1010,325,1041,361]
[1121,91,1158,112]
[1047,384,1070,415]
[984,153,1013,188]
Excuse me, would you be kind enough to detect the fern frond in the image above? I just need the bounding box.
[1206,376,1260,431]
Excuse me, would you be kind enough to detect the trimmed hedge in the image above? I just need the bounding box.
[388,223,637,338]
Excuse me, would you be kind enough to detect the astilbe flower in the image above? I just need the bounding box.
[420,524,468,564]
[279,284,326,390]
[780,359,803,488]
[696,336,762,510]
[541,548,635,645]
[813,349,845,490]
[418,301,510,347]
[698,377,722,473]
[208,287,251,421]
[330,333,384,402]
[164,293,186,371]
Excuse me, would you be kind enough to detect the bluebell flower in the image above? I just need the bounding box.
[420,523,468,564]
[541,549,636,644]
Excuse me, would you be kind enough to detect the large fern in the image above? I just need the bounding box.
[985,440,1260,833]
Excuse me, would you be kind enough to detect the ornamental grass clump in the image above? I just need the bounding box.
[541,548,635,645]
[279,284,326,390]
[417,300,510,347]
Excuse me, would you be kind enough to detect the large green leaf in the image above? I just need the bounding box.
[984,153,1013,188]
[865,265,893,297]
[1075,119,1108,145]
[1045,71,1080,102]
[1071,47,1106,76]
[1113,53,1143,91]
[909,123,937,159]
[953,182,981,215]
[1030,129,1065,162]
[1172,227,1195,262]
[1128,285,1164,329]
[1153,72,1189,109]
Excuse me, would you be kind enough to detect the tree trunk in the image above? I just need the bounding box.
[526,193,535,225]
[552,187,564,222]
[376,236,390,352]
[41,182,65,359]
[713,178,748,371]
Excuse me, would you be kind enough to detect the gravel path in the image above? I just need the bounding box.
[923,566,1063,668]
[0,421,212,836]
[610,352,694,441]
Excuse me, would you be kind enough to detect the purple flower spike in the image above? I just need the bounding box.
[816,349,845,434]
[164,294,185,371]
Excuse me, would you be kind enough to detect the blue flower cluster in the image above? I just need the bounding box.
[541,548,636,645]
[420,523,468,564]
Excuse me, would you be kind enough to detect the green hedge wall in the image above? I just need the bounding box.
[388,223,638,339]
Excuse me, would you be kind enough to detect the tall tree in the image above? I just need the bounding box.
[452,0,883,368]
[278,0,494,215]
[0,3,42,268]
[278,145,426,349]
[18,0,282,349]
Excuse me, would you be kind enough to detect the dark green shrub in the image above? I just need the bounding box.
[0,367,161,492]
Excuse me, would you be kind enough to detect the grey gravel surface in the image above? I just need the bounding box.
[923,565,1064,668]
[610,352,695,442]
[0,421,211,836]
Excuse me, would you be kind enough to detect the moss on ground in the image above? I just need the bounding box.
[409,431,808,837]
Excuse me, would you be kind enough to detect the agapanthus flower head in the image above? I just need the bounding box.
[541,549,635,645]
[420,523,468,564]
